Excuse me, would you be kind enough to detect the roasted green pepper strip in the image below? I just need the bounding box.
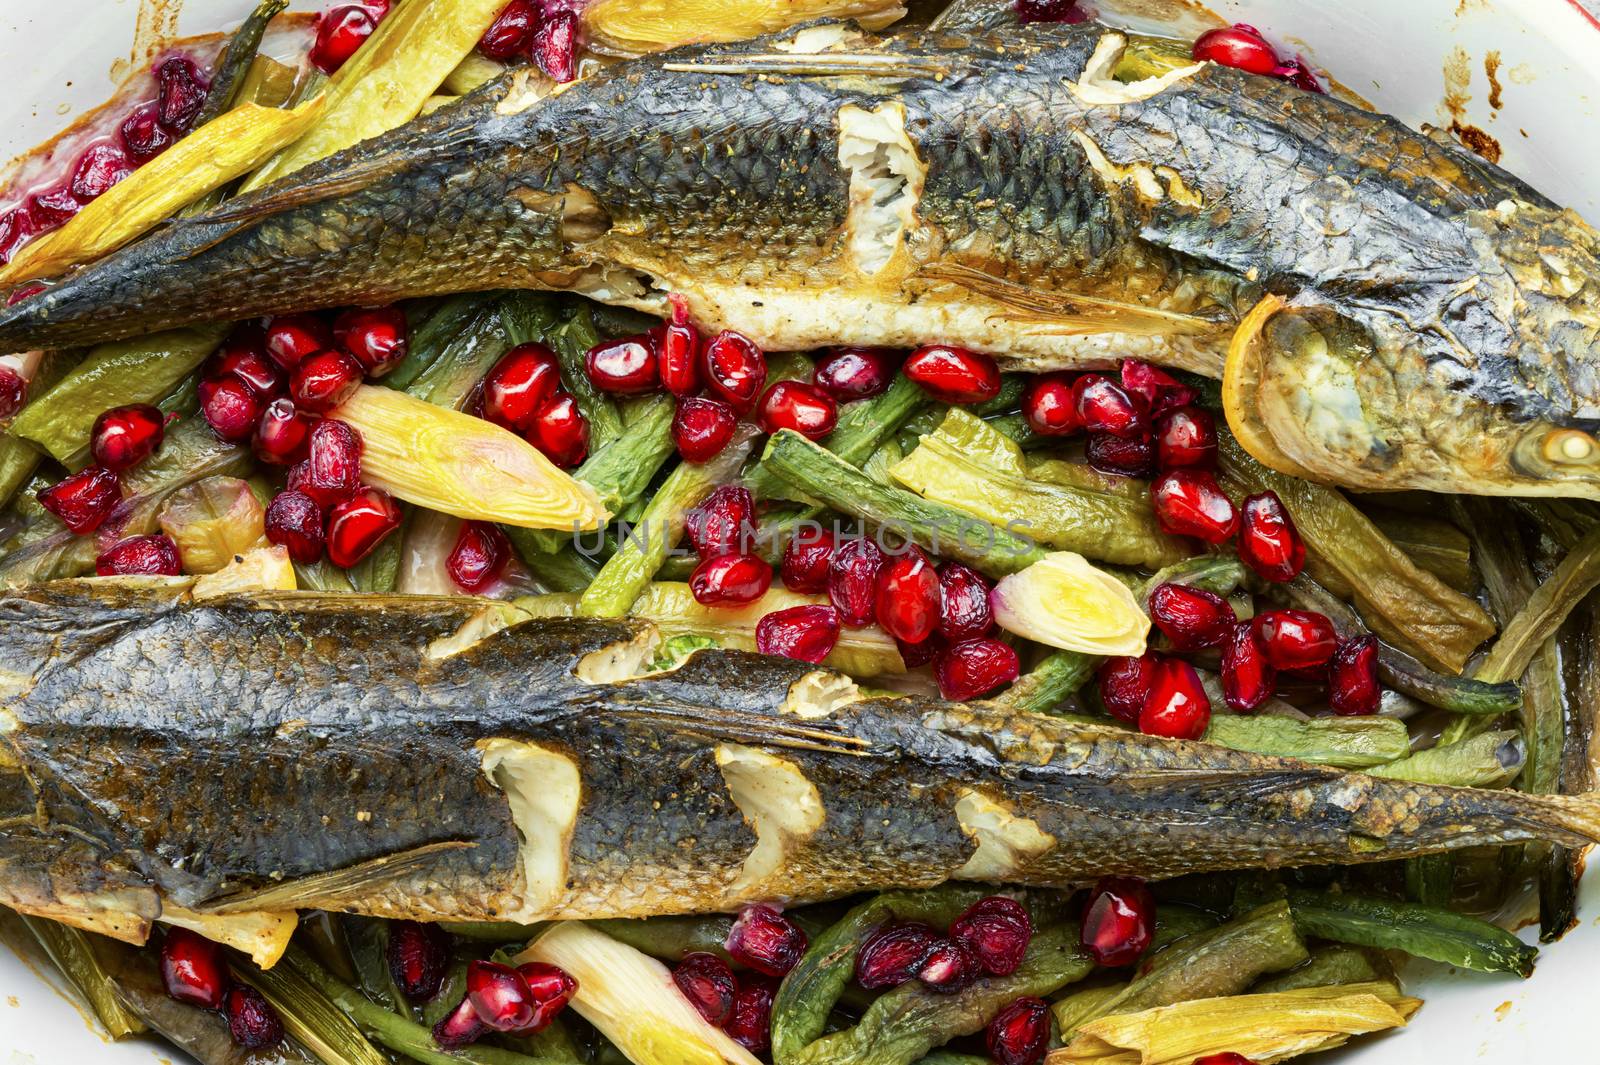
[1140,556,1250,604]
[1203,713,1411,770]
[503,535,600,593]
[749,375,927,503]
[1475,525,1600,685]
[342,917,407,1016]
[0,436,44,511]
[20,914,145,1039]
[234,950,390,1065]
[550,307,624,450]
[1284,889,1537,977]
[589,915,737,962]
[407,301,514,409]
[386,292,501,390]
[1251,945,1387,994]
[991,651,1097,714]
[1368,731,1524,788]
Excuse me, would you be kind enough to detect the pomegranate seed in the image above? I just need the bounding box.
[1154,406,1216,470]
[1194,1055,1259,1065]
[987,996,1051,1065]
[672,952,737,1026]
[6,282,44,305]
[813,347,896,400]
[937,562,993,642]
[529,393,589,468]
[477,343,560,431]
[334,306,408,376]
[915,939,979,992]
[119,103,174,163]
[1080,876,1154,966]
[1236,491,1305,583]
[225,985,283,1050]
[902,344,1001,403]
[254,399,313,466]
[656,317,702,396]
[1329,635,1381,716]
[265,490,326,563]
[264,314,333,370]
[691,553,772,606]
[828,537,884,626]
[0,365,24,417]
[759,380,839,440]
[1151,468,1238,543]
[1192,24,1279,74]
[291,349,364,413]
[725,904,808,978]
[1273,56,1324,93]
[1086,432,1155,478]
[685,485,756,559]
[1015,0,1087,22]
[304,419,364,508]
[0,209,32,264]
[1220,622,1275,712]
[1148,582,1235,651]
[478,0,538,60]
[433,995,486,1048]
[756,604,841,664]
[672,396,738,464]
[726,973,777,1055]
[39,465,121,534]
[26,185,80,230]
[1096,653,1159,723]
[90,404,165,471]
[466,960,534,1032]
[855,922,941,989]
[950,896,1032,977]
[205,341,286,402]
[69,142,133,201]
[875,545,941,644]
[532,10,579,83]
[1022,372,1080,435]
[780,528,836,594]
[384,920,449,1001]
[1121,360,1197,417]
[1139,658,1212,739]
[311,5,381,73]
[513,962,577,1033]
[327,487,400,568]
[1252,609,1338,670]
[155,56,209,134]
[1073,373,1148,438]
[160,927,228,1009]
[897,631,946,668]
[448,521,510,593]
[586,335,658,394]
[703,330,768,412]
[934,638,1020,700]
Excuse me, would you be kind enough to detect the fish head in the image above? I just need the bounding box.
[1224,200,1600,497]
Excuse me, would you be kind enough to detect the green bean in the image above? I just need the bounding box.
[386,292,502,390]
[1475,525,1600,685]
[1251,945,1387,994]
[912,1053,991,1065]
[407,302,514,409]
[748,375,927,502]
[499,291,561,347]
[1149,905,1221,950]
[342,917,406,1016]
[991,651,1097,714]
[589,914,736,962]
[1367,731,1524,788]
[1284,889,1537,976]
[1140,555,1251,604]
[234,950,389,1065]
[549,307,624,450]
[972,375,1026,416]
[421,958,470,1027]
[503,534,600,593]
[1405,853,1454,908]
[438,921,544,942]
[1203,713,1411,770]
[502,1019,584,1064]
[20,914,145,1038]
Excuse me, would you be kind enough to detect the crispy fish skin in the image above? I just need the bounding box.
[4,582,1600,936]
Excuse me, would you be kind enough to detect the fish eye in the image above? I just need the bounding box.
[1541,429,1600,465]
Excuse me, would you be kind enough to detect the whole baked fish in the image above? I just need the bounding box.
[0,21,1597,495]
[3,582,1598,945]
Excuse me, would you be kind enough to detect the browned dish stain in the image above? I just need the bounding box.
[1450,120,1502,162]
[1455,0,1491,14]
[1494,1000,1513,1020]
[1486,49,1503,110]
[1440,44,1502,162]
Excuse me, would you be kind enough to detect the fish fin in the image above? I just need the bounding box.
[196,840,475,914]
[661,51,957,80]
[202,158,406,226]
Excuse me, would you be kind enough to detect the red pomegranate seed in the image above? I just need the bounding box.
[1252,609,1338,670]
[1220,622,1275,712]
[326,487,401,568]
[291,349,364,413]
[532,10,579,83]
[1154,406,1216,470]
[265,490,326,563]
[478,343,560,431]
[685,485,756,559]
[513,962,577,1033]
[311,4,381,73]
[703,330,768,412]
[855,921,941,989]
[814,347,896,400]
[725,904,808,978]
[690,553,772,606]
[466,960,535,1032]
[385,921,449,1001]
[334,306,409,376]
[672,952,737,1026]
[254,399,313,465]
[586,335,658,394]
[902,344,1001,404]
[26,185,80,230]
[1329,635,1381,716]
[759,380,838,440]
[5,281,44,305]
[1086,432,1155,478]
[224,985,283,1050]
[478,0,538,60]
[1073,373,1148,438]
[1121,360,1196,417]
[39,465,121,533]
[448,521,510,594]
[756,604,841,664]
[656,317,702,396]
[671,397,738,464]
[1273,56,1324,93]
[726,973,777,1055]
[529,393,589,468]
[828,537,884,626]
[937,562,993,642]
[950,896,1032,976]
[1192,24,1279,74]
[1096,653,1159,723]
[897,631,945,668]
[69,142,133,202]
[0,365,24,418]
[90,403,165,471]
[0,209,32,265]
[1151,468,1238,543]
[1139,658,1212,739]
[915,939,979,992]
[160,927,228,1009]
[1022,372,1080,436]
[206,340,286,402]
[1194,1055,1259,1065]
[99,536,189,582]
[264,314,333,370]
[934,638,1020,701]
[119,103,174,163]
[1015,0,1087,22]
[875,545,941,644]
[986,996,1051,1065]
[155,56,209,134]
[781,528,836,593]
[1148,582,1235,651]
[433,995,486,1048]
[1236,491,1305,582]
[1080,876,1154,966]
[304,419,364,508]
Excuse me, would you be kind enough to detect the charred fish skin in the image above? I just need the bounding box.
[5,584,1600,934]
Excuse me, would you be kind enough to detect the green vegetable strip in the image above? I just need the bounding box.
[0,436,42,511]
[911,1054,990,1065]
[980,412,1047,451]
[550,307,624,450]
[1203,713,1411,770]
[499,291,559,347]
[421,958,469,1027]
[503,535,600,593]
[406,302,514,408]
[1473,525,1600,685]
[234,951,390,1065]
[20,914,144,1039]
[385,292,500,390]
[502,1019,585,1065]
[588,914,738,962]
[1140,555,1249,604]
[748,375,927,502]
[1368,731,1524,787]
[760,430,1045,578]
[1284,889,1537,977]
[437,920,544,941]
[339,917,406,1016]
[991,651,1097,714]
[1251,945,1386,994]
